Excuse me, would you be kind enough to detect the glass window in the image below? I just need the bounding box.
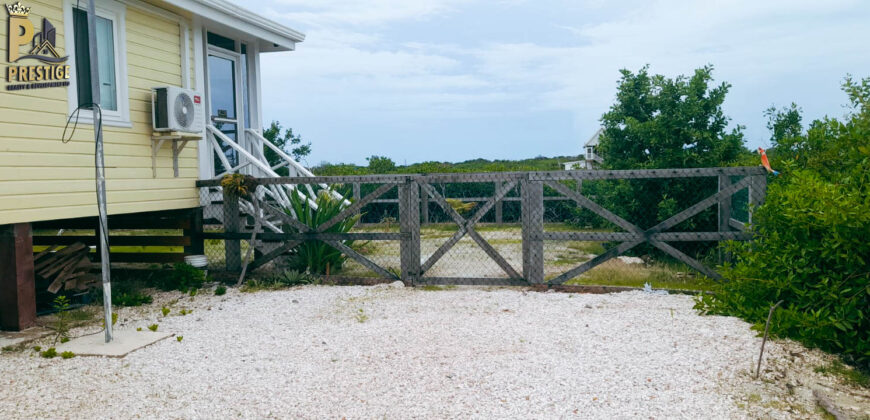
[207,32,235,51]
[72,8,117,111]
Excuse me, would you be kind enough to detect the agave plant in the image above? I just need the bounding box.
[285,188,359,274]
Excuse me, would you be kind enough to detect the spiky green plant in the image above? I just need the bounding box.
[285,189,360,274]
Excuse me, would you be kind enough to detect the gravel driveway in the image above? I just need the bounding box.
[0,285,834,418]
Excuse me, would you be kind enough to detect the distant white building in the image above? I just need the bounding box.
[562,128,604,170]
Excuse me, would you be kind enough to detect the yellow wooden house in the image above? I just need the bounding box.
[0,0,306,329]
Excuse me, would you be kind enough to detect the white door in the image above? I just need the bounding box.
[206,47,245,176]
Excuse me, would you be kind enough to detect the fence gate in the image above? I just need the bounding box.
[196,167,767,287]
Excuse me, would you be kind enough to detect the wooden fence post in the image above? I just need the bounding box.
[223,189,242,271]
[521,176,544,284]
[352,182,361,222]
[749,174,767,225]
[421,183,429,225]
[718,174,732,264]
[184,207,204,256]
[494,181,503,224]
[0,223,36,331]
[399,177,421,286]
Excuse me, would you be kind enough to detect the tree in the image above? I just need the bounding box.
[764,103,803,149]
[366,155,396,173]
[262,121,311,175]
[698,77,870,369]
[594,65,746,238]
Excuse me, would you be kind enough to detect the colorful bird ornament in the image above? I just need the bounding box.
[758,147,780,176]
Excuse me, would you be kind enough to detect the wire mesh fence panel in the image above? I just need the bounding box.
[194,167,766,286]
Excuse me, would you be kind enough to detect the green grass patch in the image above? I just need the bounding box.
[564,261,713,291]
[814,359,870,389]
[420,285,457,291]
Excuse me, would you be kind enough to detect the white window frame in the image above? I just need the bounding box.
[63,0,130,127]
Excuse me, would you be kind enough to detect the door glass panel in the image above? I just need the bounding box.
[208,53,238,173]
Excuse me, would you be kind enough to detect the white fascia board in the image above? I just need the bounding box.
[161,0,305,50]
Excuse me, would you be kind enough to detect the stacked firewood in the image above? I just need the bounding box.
[33,243,97,293]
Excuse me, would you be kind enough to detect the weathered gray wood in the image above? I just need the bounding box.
[650,175,753,234]
[545,180,643,234]
[202,232,404,241]
[352,182,361,220]
[421,183,429,225]
[326,240,398,280]
[317,183,395,232]
[549,239,645,285]
[466,228,521,279]
[522,178,544,284]
[749,174,767,224]
[196,166,767,187]
[539,231,751,242]
[246,240,303,272]
[256,197,312,233]
[223,189,242,271]
[419,182,517,275]
[494,182,503,224]
[649,239,723,281]
[398,179,421,285]
[718,174,733,264]
[415,277,527,286]
[729,218,746,231]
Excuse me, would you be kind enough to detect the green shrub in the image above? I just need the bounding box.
[271,270,315,287]
[40,348,57,358]
[156,263,205,292]
[284,189,360,274]
[60,351,75,359]
[147,324,158,332]
[214,285,227,296]
[696,77,870,370]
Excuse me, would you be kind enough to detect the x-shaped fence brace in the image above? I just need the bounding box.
[419,181,521,279]
[541,175,755,283]
[242,184,402,279]
[202,167,763,284]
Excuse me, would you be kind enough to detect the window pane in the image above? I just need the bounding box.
[71,9,117,111]
[72,8,91,107]
[96,16,116,111]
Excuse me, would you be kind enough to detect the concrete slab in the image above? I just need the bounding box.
[55,330,174,358]
[0,327,52,350]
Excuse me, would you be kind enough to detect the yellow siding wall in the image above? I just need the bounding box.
[0,0,199,225]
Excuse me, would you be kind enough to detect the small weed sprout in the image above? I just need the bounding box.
[147,324,159,332]
[51,296,71,346]
[214,285,227,296]
[60,337,70,344]
[32,346,41,352]
[136,327,142,332]
[179,309,192,316]
[40,348,57,358]
[60,351,75,359]
[176,336,183,342]
[355,308,369,323]
[161,307,170,317]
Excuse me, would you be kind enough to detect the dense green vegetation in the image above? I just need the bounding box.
[697,77,870,371]
[312,155,578,175]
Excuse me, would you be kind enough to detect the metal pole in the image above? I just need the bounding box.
[87,0,112,343]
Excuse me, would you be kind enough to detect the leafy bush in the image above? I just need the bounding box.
[40,348,57,358]
[214,285,227,296]
[285,189,360,274]
[156,263,205,292]
[696,77,870,370]
[60,351,75,359]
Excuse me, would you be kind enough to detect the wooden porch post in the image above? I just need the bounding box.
[0,223,37,331]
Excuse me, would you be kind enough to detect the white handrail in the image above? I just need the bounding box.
[245,129,349,205]
[207,125,317,209]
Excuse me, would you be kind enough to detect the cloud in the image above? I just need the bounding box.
[248,0,870,163]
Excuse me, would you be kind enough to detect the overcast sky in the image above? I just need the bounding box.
[244,0,870,166]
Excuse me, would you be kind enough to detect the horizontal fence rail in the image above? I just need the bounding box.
[196,166,767,286]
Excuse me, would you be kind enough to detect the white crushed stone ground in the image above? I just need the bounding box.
[0,286,841,418]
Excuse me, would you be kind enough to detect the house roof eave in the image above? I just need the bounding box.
[163,0,305,50]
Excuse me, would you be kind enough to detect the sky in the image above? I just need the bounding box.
[243,0,870,166]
